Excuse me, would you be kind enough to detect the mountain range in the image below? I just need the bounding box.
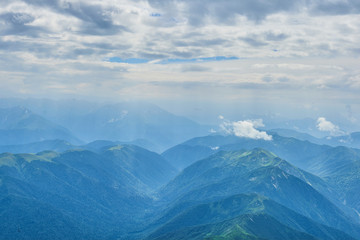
[0,99,212,152]
[1,99,360,239]
[2,141,360,239]
[0,106,81,145]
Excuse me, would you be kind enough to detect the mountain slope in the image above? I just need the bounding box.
[307,146,360,212]
[100,145,178,190]
[0,146,176,239]
[147,194,354,240]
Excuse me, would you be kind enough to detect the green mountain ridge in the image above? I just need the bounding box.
[1,140,360,239]
[0,145,177,239]
[147,193,354,240]
[162,134,360,215]
[158,149,360,239]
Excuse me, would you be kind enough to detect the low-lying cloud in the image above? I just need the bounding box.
[316,117,344,136]
[220,118,272,140]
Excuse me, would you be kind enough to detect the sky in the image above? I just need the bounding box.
[0,0,360,128]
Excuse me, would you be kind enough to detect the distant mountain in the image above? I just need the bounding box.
[159,149,360,239]
[271,128,360,149]
[0,99,212,152]
[0,138,161,155]
[64,102,210,152]
[0,139,76,154]
[147,194,355,240]
[0,145,177,239]
[0,107,81,145]
[325,132,360,149]
[83,139,162,153]
[269,128,324,145]
[162,134,330,171]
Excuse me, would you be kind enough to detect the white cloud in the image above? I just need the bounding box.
[316,117,344,136]
[220,119,272,141]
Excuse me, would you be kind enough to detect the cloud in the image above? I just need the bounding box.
[311,0,360,15]
[148,0,300,24]
[316,117,344,136]
[0,11,47,37]
[181,65,211,72]
[157,56,239,64]
[265,32,288,41]
[0,0,360,123]
[220,118,272,140]
[240,36,268,47]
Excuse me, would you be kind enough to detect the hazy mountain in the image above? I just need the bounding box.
[271,128,360,149]
[325,132,360,149]
[83,139,162,153]
[162,134,331,171]
[0,107,81,145]
[269,128,325,145]
[64,102,210,152]
[0,138,160,156]
[0,99,211,152]
[159,149,360,239]
[306,146,360,213]
[147,194,355,240]
[0,139,76,154]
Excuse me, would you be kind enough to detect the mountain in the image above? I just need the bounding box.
[159,149,360,239]
[0,139,76,154]
[162,134,331,171]
[0,145,177,239]
[269,128,324,145]
[0,138,160,156]
[147,194,355,240]
[63,102,210,152]
[2,143,360,239]
[164,133,360,216]
[0,152,145,239]
[0,107,81,145]
[100,145,178,190]
[326,132,360,149]
[83,139,162,154]
[0,99,211,152]
[307,146,360,212]
[271,128,360,149]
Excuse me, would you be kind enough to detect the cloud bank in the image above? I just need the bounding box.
[316,117,344,136]
[221,118,272,140]
[0,0,360,129]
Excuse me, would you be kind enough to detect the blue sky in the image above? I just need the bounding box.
[0,0,359,128]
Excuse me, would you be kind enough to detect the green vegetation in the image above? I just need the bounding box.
[2,138,360,240]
